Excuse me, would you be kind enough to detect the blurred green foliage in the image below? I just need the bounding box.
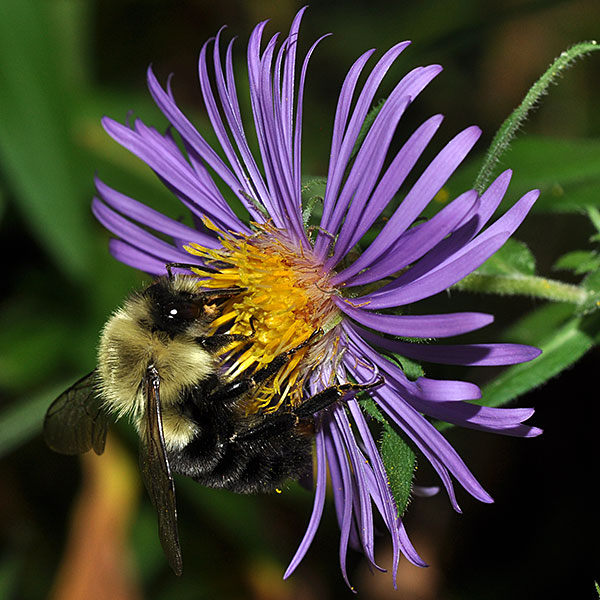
[1,0,599,599]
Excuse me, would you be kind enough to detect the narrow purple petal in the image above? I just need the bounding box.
[324,93,412,262]
[324,65,443,265]
[349,323,542,366]
[337,188,478,288]
[102,117,245,232]
[95,178,220,249]
[407,399,542,438]
[324,415,355,588]
[92,198,192,264]
[346,397,426,573]
[146,68,257,212]
[337,300,494,337]
[284,420,328,579]
[345,358,464,512]
[416,377,482,401]
[360,233,508,308]
[108,239,173,275]
[346,341,493,505]
[381,188,538,297]
[294,34,330,238]
[331,126,482,280]
[315,41,412,258]
[330,114,445,273]
[333,406,381,570]
[376,385,494,503]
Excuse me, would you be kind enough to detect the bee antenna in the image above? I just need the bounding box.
[164,262,202,280]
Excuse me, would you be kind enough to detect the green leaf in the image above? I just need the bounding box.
[380,426,416,516]
[0,382,70,457]
[0,555,20,600]
[360,398,416,516]
[501,302,576,346]
[479,313,600,409]
[553,250,600,275]
[433,136,600,222]
[0,0,94,280]
[476,238,536,276]
[487,137,600,214]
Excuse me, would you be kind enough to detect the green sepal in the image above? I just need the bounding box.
[360,397,416,517]
[349,98,385,162]
[382,352,424,381]
[300,176,326,226]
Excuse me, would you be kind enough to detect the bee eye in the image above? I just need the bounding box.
[165,301,200,322]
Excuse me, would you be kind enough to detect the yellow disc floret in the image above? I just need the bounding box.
[186,220,340,414]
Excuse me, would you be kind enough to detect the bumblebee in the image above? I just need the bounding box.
[44,263,379,575]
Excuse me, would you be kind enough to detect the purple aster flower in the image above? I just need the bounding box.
[93,8,541,587]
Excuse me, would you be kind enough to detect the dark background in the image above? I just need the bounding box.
[1,0,599,598]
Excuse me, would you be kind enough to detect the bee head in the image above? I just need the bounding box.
[144,276,216,337]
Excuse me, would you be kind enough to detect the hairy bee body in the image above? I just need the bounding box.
[44,268,380,574]
[96,275,313,492]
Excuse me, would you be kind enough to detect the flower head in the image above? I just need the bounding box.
[94,8,541,587]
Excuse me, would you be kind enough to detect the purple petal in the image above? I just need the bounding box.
[337,300,494,337]
[324,65,443,265]
[145,68,263,218]
[95,178,220,249]
[284,420,328,579]
[333,405,381,570]
[102,116,246,232]
[198,31,271,220]
[345,340,493,505]
[92,198,193,264]
[416,377,481,402]
[360,233,509,308]
[331,126,482,280]
[381,188,539,297]
[406,398,543,438]
[108,239,173,275]
[376,384,493,504]
[346,398,426,576]
[337,188,478,288]
[315,41,412,258]
[349,323,542,366]
[323,415,355,588]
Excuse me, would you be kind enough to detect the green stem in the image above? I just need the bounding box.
[474,40,600,192]
[453,272,589,305]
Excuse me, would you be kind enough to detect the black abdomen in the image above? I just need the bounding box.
[167,391,313,493]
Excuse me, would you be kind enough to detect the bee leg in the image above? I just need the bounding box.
[206,329,324,404]
[233,412,298,441]
[247,329,324,387]
[233,377,384,442]
[195,333,250,352]
[294,376,384,418]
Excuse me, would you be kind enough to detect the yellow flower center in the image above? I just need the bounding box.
[186,221,341,414]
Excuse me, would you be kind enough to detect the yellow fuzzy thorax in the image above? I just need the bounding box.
[186,220,341,414]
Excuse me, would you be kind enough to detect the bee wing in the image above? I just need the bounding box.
[43,370,108,455]
[139,366,183,576]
